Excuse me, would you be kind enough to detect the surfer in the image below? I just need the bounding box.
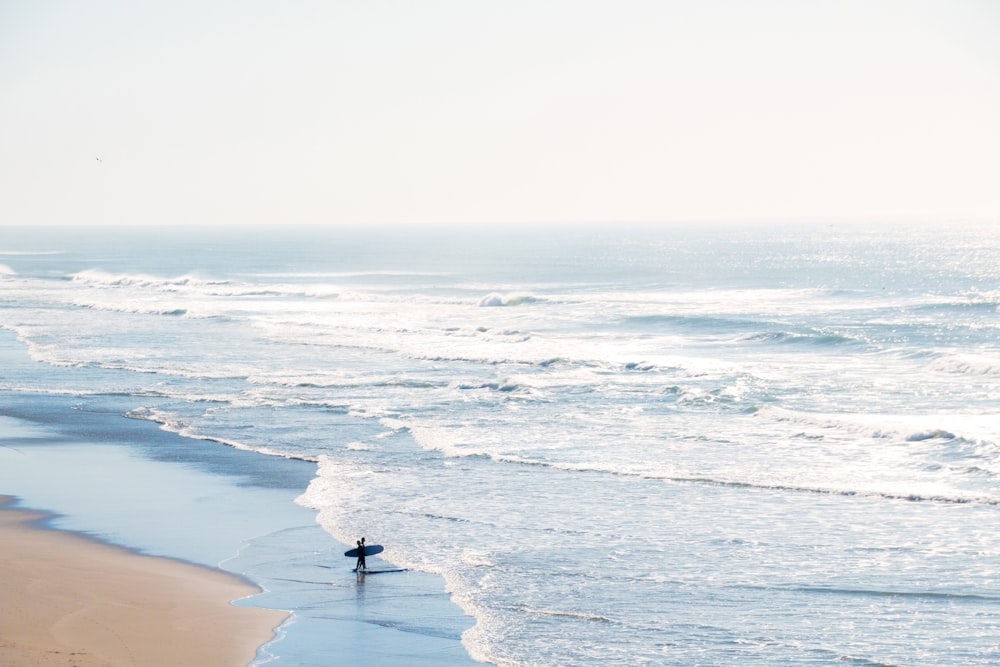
[355,537,367,572]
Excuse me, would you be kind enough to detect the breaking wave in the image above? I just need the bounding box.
[71,268,232,289]
[478,292,541,307]
[928,353,1000,377]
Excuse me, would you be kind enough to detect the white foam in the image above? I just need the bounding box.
[406,422,489,458]
[295,455,501,665]
[929,353,1000,377]
[460,550,496,568]
[344,440,373,451]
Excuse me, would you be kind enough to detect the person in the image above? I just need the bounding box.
[355,537,367,572]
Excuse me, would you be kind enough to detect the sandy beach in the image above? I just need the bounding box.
[0,498,287,667]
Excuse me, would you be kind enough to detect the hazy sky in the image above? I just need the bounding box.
[2,0,999,227]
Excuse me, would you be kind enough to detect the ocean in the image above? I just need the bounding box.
[1,222,999,666]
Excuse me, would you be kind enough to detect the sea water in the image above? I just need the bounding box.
[1,222,998,666]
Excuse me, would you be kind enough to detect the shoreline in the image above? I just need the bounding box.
[0,496,288,667]
[0,385,482,666]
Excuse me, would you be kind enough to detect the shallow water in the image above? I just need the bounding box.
[2,222,998,665]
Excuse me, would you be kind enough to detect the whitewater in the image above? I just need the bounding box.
[1,222,999,665]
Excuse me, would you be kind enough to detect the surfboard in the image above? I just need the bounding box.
[344,544,384,558]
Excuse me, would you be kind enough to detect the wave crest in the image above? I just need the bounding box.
[928,354,1000,377]
[71,268,230,289]
[478,292,540,307]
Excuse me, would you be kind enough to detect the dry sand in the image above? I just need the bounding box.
[0,501,288,667]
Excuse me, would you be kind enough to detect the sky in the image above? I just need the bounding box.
[1,0,999,227]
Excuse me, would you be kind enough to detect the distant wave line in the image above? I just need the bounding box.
[0,250,66,256]
[411,440,1000,507]
[249,270,455,279]
[648,472,998,507]
[789,586,1000,601]
[519,607,616,623]
[125,408,320,463]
